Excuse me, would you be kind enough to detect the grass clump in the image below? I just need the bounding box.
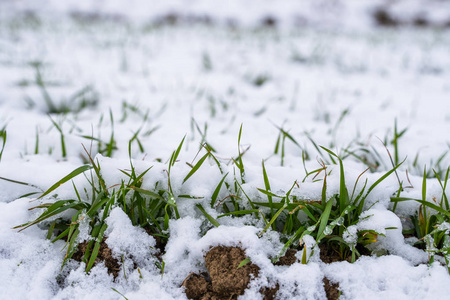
[255,147,403,263]
[11,139,188,274]
[26,62,99,114]
[392,167,450,272]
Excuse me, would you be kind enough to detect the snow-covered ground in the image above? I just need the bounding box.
[1,1,450,299]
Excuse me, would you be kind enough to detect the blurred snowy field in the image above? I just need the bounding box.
[1,1,450,299]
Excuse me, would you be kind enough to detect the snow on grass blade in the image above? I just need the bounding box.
[0,176,43,195]
[13,200,88,231]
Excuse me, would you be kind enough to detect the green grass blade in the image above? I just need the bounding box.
[183,152,209,183]
[0,126,6,162]
[170,135,186,167]
[256,188,283,199]
[86,223,108,272]
[39,165,93,199]
[259,204,287,237]
[128,186,164,201]
[262,160,274,218]
[237,124,245,183]
[196,204,220,227]
[301,206,318,223]
[237,258,251,269]
[211,173,228,208]
[321,146,349,214]
[13,200,86,231]
[86,196,110,219]
[357,159,404,214]
[48,115,66,158]
[392,197,450,219]
[218,209,260,218]
[316,199,333,241]
[111,288,129,300]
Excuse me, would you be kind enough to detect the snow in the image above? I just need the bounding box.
[1,0,450,299]
[323,256,450,300]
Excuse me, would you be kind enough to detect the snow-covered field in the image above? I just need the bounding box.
[1,1,450,299]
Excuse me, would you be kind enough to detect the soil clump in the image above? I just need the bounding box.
[323,278,340,300]
[72,237,121,278]
[183,246,260,299]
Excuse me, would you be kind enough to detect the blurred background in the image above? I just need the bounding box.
[1,0,450,31]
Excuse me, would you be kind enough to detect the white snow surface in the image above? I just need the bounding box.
[1,1,450,299]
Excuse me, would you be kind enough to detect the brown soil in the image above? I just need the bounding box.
[261,283,280,300]
[182,273,210,299]
[143,227,166,252]
[183,246,260,300]
[319,243,370,264]
[72,238,121,278]
[274,249,297,266]
[260,249,298,299]
[183,246,345,300]
[206,246,260,296]
[319,244,350,264]
[323,278,340,300]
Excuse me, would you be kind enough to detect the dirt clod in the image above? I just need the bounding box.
[183,246,260,300]
[319,244,349,264]
[260,249,298,299]
[323,278,340,300]
[274,249,297,266]
[182,273,210,299]
[72,238,121,278]
[261,283,280,300]
[205,246,260,296]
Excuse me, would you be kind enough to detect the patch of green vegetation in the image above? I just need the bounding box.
[11,138,186,273]
[254,147,403,263]
[0,124,6,162]
[4,123,449,275]
[392,166,450,272]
